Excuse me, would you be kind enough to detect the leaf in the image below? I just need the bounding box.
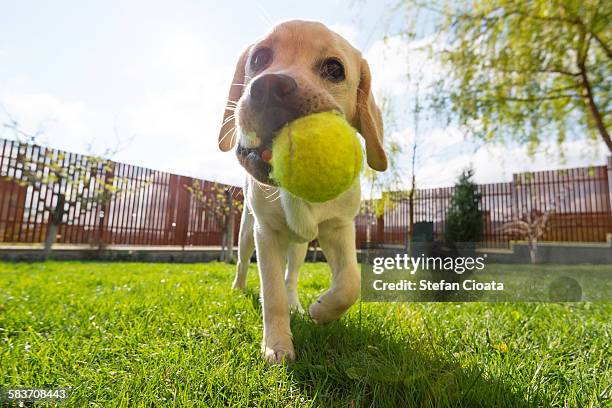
[344,367,365,380]
[398,0,610,153]
[494,342,508,353]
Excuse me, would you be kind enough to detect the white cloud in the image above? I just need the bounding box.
[0,92,111,152]
[115,24,246,184]
[396,125,465,153]
[391,124,609,189]
[365,34,444,96]
[470,140,608,184]
[1,19,248,186]
[0,88,248,186]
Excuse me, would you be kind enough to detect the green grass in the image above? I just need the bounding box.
[0,261,610,407]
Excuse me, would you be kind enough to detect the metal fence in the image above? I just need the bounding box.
[0,139,241,247]
[1,138,611,249]
[356,161,612,248]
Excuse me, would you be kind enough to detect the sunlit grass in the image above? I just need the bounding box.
[0,261,610,407]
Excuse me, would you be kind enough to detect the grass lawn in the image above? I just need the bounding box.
[0,261,610,407]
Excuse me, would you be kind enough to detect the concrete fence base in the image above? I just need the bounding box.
[0,237,610,264]
[0,244,329,263]
[478,235,612,265]
[0,245,227,263]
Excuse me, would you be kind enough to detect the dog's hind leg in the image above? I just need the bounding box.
[285,243,307,313]
[232,206,255,290]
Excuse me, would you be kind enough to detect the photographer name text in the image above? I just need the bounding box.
[372,279,504,291]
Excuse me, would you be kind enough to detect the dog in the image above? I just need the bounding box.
[218,20,387,363]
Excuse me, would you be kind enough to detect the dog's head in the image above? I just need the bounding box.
[218,20,387,184]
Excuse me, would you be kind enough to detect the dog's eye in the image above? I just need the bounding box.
[251,48,272,71]
[320,58,345,82]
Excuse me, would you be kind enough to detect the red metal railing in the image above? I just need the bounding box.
[0,139,241,247]
[355,162,612,248]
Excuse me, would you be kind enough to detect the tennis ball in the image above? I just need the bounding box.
[270,111,363,203]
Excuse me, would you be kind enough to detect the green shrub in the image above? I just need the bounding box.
[444,167,483,245]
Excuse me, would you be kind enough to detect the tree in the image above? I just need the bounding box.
[399,0,611,153]
[360,94,403,246]
[444,167,483,246]
[185,180,242,262]
[407,75,426,242]
[499,175,574,263]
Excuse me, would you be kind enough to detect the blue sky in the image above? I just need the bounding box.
[1,0,608,188]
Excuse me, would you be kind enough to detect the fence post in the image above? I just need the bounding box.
[165,174,178,245]
[175,176,191,248]
[376,213,384,244]
[607,156,612,213]
[511,173,520,220]
[97,162,114,247]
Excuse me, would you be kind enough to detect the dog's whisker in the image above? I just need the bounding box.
[255,183,265,194]
[219,125,234,141]
[230,128,237,150]
[266,193,280,203]
[265,189,280,200]
[268,193,281,203]
[255,181,271,195]
[219,126,236,146]
[221,115,236,127]
[262,184,275,193]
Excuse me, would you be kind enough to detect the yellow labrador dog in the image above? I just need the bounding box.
[218,20,387,363]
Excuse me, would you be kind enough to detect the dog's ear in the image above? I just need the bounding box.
[218,46,251,152]
[355,58,387,171]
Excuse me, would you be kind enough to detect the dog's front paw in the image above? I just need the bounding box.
[262,341,295,364]
[309,298,345,325]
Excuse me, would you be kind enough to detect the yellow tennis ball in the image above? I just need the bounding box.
[270,111,363,203]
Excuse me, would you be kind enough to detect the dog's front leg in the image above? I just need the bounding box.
[309,221,360,324]
[254,224,295,363]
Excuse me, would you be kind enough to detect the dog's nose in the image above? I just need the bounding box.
[250,74,297,107]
